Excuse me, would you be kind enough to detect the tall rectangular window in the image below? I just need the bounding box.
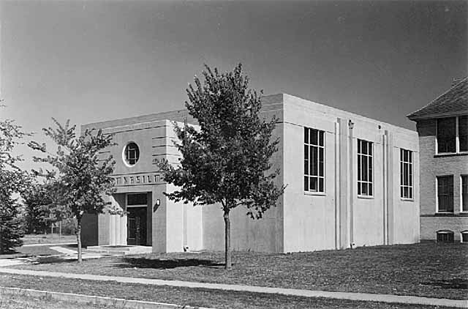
[304,127,325,193]
[357,139,373,196]
[400,149,413,199]
[437,176,454,213]
[462,175,468,212]
[459,115,468,152]
[437,117,456,153]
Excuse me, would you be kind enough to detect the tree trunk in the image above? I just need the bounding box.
[223,209,231,270]
[76,216,82,263]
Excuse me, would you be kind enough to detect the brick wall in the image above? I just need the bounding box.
[416,118,468,241]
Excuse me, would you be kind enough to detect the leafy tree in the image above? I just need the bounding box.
[0,192,25,254]
[158,64,284,269]
[22,179,68,234]
[21,183,52,234]
[29,119,116,262]
[0,107,30,253]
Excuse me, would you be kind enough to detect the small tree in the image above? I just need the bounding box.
[29,119,116,262]
[0,194,25,254]
[22,183,52,234]
[159,64,284,269]
[0,108,30,253]
[22,179,68,234]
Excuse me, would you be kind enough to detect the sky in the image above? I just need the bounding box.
[1,0,467,172]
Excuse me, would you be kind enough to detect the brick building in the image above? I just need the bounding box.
[408,78,468,242]
[82,93,420,253]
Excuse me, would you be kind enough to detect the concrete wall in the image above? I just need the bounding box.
[282,104,337,252]
[416,119,468,241]
[81,213,98,246]
[82,119,201,251]
[281,94,419,252]
[201,99,285,253]
[391,130,420,244]
[82,93,420,253]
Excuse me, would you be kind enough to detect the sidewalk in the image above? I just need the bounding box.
[0,268,466,308]
[22,242,76,247]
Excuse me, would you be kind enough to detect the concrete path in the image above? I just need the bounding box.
[0,247,105,268]
[48,246,105,260]
[0,259,28,267]
[22,242,75,247]
[1,286,212,309]
[0,268,466,308]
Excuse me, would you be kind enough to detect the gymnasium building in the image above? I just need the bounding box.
[82,93,420,253]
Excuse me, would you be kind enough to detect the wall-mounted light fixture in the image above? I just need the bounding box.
[155,199,161,207]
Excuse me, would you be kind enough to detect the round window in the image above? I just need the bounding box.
[124,142,140,166]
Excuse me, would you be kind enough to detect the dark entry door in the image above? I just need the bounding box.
[127,207,147,245]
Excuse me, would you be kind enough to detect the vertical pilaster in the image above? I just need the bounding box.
[334,121,341,249]
[338,118,349,249]
[382,133,388,245]
[152,187,167,252]
[98,212,110,245]
[386,130,395,244]
[108,195,116,245]
[183,203,188,248]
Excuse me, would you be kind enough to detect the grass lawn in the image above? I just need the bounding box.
[0,290,115,309]
[0,274,457,309]
[9,242,468,300]
[13,246,64,257]
[21,234,76,245]
[0,244,75,259]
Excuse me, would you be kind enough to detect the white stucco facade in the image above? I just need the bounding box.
[82,93,420,253]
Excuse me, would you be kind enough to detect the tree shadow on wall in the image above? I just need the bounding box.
[117,256,225,269]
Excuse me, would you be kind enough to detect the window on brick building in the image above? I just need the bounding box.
[436,230,454,243]
[460,115,468,152]
[462,175,468,212]
[461,231,468,243]
[437,176,454,213]
[358,139,373,196]
[437,117,456,153]
[400,149,413,199]
[304,127,325,193]
[436,116,468,154]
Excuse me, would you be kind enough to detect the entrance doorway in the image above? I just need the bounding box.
[127,207,147,245]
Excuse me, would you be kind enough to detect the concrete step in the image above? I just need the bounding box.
[86,245,152,255]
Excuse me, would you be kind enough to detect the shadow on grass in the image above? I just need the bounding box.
[422,279,468,290]
[34,256,83,264]
[118,257,225,269]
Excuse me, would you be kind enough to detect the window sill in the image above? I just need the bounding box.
[357,195,374,199]
[421,213,468,217]
[401,198,414,202]
[434,212,463,217]
[434,152,468,158]
[304,191,326,197]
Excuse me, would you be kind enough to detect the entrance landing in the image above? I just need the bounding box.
[87,245,152,256]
